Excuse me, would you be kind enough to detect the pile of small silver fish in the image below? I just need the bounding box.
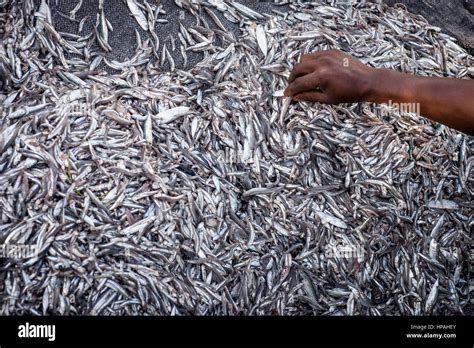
[0,0,472,315]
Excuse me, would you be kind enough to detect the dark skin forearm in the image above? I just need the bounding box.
[284,49,474,136]
[367,68,474,135]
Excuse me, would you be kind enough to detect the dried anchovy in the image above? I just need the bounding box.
[0,0,472,316]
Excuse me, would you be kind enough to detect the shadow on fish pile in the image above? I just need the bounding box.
[0,0,472,315]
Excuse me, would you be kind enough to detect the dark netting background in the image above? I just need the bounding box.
[42,0,473,69]
[40,0,288,71]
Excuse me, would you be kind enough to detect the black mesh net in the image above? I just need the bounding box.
[40,0,286,71]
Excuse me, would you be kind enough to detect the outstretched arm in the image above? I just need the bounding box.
[284,49,474,136]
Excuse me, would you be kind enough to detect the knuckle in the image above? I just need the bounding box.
[300,54,312,62]
[318,69,331,84]
[294,62,304,71]
[318,57,332,68]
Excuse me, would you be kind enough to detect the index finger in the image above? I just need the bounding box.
[284,72,321,97]
[288,60,317,84]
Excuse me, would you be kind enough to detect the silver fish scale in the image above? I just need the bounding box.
[0,0,472,316]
